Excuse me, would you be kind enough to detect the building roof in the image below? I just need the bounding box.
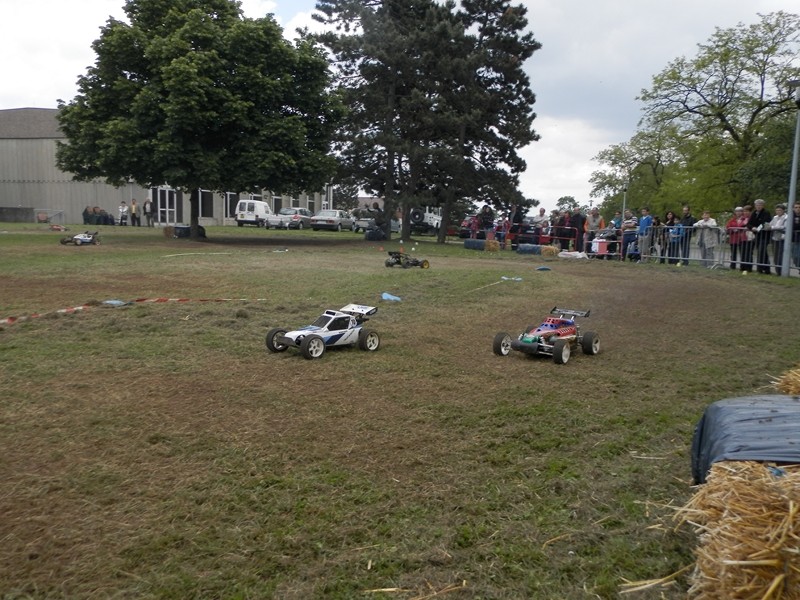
[0,108,63,139]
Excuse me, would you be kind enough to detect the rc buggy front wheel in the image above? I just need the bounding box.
[553,338,571,364]
[581,331,600,355]
[493,332,512,356]
[266,328,289,352]
[358,329,381,351]
[300,334,326,359]
[420,260,430,269]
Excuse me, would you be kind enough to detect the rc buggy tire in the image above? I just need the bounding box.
[581,331,600,355]
[358,329,380,351]
[300,334,326,359]
[420,260,430,269]
[493,332,512,356]
[266,328,289,352]
[553,338,571,364]
[385,259,394,267]
[74,238,82,246]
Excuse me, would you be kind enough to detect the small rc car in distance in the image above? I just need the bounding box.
[493,307,599,364]
[385,251,430,269]
[266,304,380,360]
[60,231,100,246]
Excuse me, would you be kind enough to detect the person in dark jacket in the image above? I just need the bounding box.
[678,205,697,265]
[747,199,772,274]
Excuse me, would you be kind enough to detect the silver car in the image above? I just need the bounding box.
[266,207,313,229]
[310,209,354,232]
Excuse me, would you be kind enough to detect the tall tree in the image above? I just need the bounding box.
[57,0,341,237]
[636,11,800,207]
[314,0,540,242]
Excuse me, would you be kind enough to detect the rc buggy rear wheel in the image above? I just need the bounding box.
[358,329,380,351]
[300,334,326,359]
[420,259,430,269]
[266,328,289,352]
[581,331,600,355]
[553,338,571,364]
[493,332,512,356]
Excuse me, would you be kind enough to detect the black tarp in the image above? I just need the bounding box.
[691,395,800,484]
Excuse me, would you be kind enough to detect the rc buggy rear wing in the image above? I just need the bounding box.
[550,307,590,318]
[340,304,378,317]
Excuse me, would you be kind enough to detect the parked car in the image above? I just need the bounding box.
[266,207,313,230]
[354,215,401,234]
[235,199,272,227]
[459,215,483,239]
[311,209,354,232]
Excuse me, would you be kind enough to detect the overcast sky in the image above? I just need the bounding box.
[0,0,792,211]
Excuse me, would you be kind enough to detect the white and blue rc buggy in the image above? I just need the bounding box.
[265,304,380,359]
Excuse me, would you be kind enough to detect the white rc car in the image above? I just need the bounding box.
[265,304,380,359]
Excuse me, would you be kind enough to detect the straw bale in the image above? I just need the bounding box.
[675,461,800,599]
[773,366,800,395]
[485,239,501,252]
[540,245,559,257]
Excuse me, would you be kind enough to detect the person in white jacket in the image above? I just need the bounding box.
[769,204,787,274]
[118,201,129,226]
[694,210,719,268]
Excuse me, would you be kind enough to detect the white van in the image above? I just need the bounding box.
[235,200,272,227]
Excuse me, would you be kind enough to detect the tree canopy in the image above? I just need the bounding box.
[591,11,800,219]
[57,0,342,234]
[314,0,541,241]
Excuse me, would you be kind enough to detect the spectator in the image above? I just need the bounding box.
[740,205,755,274]
[569,207,587,252]
[143,198,154,227]
[651,215,664,260]
[119,201,129,226]
[366,201,387,240]
[694,210,719,268]
[530,207,548,244]
[725,207,748,270]
[585,207,605,255]
[620,209,638,261]
[610,210,623,230]
[793,203,800,268]
[478,205,495,239]
[678,205,697,265]
[130,199,140,226]
[747,199,771,274]
[82,206,92,225]
[553,210,570,250]
[662,211,679,264]
[637,206,653,262]
[769,204,787,274]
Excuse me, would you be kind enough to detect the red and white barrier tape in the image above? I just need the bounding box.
[1,297,267,327]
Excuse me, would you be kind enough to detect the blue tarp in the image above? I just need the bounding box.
[691,395,800,484]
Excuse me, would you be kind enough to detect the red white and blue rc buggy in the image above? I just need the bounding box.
[493,307,599,364]
[266,304,380,360]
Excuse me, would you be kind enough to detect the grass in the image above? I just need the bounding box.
[1,223,799,599]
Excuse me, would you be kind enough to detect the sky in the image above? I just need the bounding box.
[0,0,792,212]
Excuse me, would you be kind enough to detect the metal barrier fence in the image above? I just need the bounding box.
[582,225,800,275]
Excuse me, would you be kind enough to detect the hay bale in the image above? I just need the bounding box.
[540,245,560,258]
[463,238,485,251]
[675,461,800,599]
[516,243,542,255]
[485,239,501,252]
[773,365,800,395]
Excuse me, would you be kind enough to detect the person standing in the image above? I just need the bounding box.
[130,199,140,226]
[143,197,154,227]
[585,207,605,256]
[739,205,754,273]
[694,210,719,268]
[620,209,638,261]
[747,199,771,274]
[792,203,800,268]
[118,200,129,226]
[478,205,495,239]
[530,207,548,244]
[725,207,747,270]
[662,211,678,264]
[569,207,587,252]
[678,205,697,265]
[769,204,787,275]
[637,207,653,262]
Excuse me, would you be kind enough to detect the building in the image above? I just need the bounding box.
[0,107,329,225]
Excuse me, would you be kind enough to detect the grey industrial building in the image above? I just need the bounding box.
[0,107,329,225]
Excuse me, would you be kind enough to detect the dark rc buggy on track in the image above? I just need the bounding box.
[385,251,430,269]
[493,307,599,364]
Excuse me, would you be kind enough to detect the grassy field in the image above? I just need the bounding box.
[2,223,799,599]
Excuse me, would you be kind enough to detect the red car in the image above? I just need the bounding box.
[493,307,599,364]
